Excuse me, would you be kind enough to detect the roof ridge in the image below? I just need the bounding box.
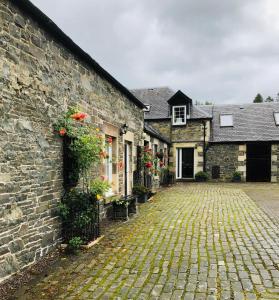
[131,86,174,92]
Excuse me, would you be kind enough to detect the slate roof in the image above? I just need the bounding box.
[131,87,174,119]
[144,123,171,144]
[12,0,145,109]
[211,103,279,142]
[131,87,211,120]
[132,87,279,143]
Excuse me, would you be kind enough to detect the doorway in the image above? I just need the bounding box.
[176,148,194,179]
[246,143,271,182]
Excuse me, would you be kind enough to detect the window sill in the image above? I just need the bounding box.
[172,123,187,126]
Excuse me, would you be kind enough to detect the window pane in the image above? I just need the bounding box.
[274,113,279,125]
[174,107,185,124]
[220,114,233,127]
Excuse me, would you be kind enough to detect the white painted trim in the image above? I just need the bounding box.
[172,106,187,125]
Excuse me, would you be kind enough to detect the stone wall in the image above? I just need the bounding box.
[0,1,144,282]
[206,144,240,181]
[147,119,210,144]
[271,144,279,182]
[146,120,171,141]
[172,120,209,142]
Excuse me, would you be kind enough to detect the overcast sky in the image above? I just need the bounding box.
[32,0,279,104]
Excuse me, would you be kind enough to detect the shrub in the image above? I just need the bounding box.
[232,171,242,182]
[67,237,83,254]
[195,171,209,182]
[90,178,111,198]
[132,185,149,196]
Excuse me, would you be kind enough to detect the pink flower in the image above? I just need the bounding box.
[100,175,107,181]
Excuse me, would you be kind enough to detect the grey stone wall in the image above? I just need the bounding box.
[206,144,239,181]
[271,144,279,182]
[146,120,172,141]
[0,1,143,282]
[171,120,205,142]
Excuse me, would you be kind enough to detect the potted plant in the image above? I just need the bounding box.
[232,171,242,182]
[132,185,150,203]
[195,171,209,182]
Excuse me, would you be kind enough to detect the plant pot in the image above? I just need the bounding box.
[137,193,148,203]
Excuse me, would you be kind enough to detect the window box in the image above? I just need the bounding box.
[112,195,138,221]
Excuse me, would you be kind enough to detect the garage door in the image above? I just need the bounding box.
[246,143,271,182]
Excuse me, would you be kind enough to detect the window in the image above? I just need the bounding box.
[220,114,233,127]
[274,112,279,125]
[143,104,151,112]
[172,106,186,125]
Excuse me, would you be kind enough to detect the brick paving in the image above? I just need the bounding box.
[15,184,279,299]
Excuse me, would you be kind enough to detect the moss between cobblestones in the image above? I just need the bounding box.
[12,184,279,300]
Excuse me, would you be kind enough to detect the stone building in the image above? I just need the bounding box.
[0,0,151,282]
[132,87,279,182]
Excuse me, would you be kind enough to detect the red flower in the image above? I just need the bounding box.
[107,136,113,144]
[159,161,164,167]
[59,128,66,136]
[70,112,88,121]
[145,161,153,168]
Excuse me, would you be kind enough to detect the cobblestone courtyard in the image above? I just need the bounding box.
[15,184,279,300]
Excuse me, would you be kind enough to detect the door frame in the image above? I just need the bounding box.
[176,147,195,179]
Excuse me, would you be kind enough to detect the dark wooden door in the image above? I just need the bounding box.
[182,148,194,178]
[246,143,271,182]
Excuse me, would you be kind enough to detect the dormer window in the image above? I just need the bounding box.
[172,106,186,125]
[143,104,150,112]
[220,114,233,127]
[274,112,279,125]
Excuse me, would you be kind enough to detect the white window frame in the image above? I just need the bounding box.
[105,142,113,197]
[143,104,151,112]
[220,114,233,127]
[176,148,182,179]
[172,105,187,125]
[274,112,279,125]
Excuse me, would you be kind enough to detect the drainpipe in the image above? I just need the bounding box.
[203,120,206,172]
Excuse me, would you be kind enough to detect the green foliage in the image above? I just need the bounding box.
[90,178,111,197]
[68,237,83,254]
[113,197,129,207]
[232,171,242,182]
[57,202,69,219]
[58,189,98,228]
[70,133,103,173]
[195,171,209,182]
[265,96,274,102]
[53,107,104,190]
[132,185,149,196]
[253,93,263,103]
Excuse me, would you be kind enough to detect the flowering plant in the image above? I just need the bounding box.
[53,107,104,189]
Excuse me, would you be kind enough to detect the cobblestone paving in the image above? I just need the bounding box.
[16,184,279,299]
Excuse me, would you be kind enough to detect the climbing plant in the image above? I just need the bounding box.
[54,107,109,249]
[54,107,103,190]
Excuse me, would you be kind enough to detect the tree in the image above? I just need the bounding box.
[265,96,274,102]
[253,93,263,103]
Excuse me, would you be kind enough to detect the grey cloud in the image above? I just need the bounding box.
[31,0,279,104]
